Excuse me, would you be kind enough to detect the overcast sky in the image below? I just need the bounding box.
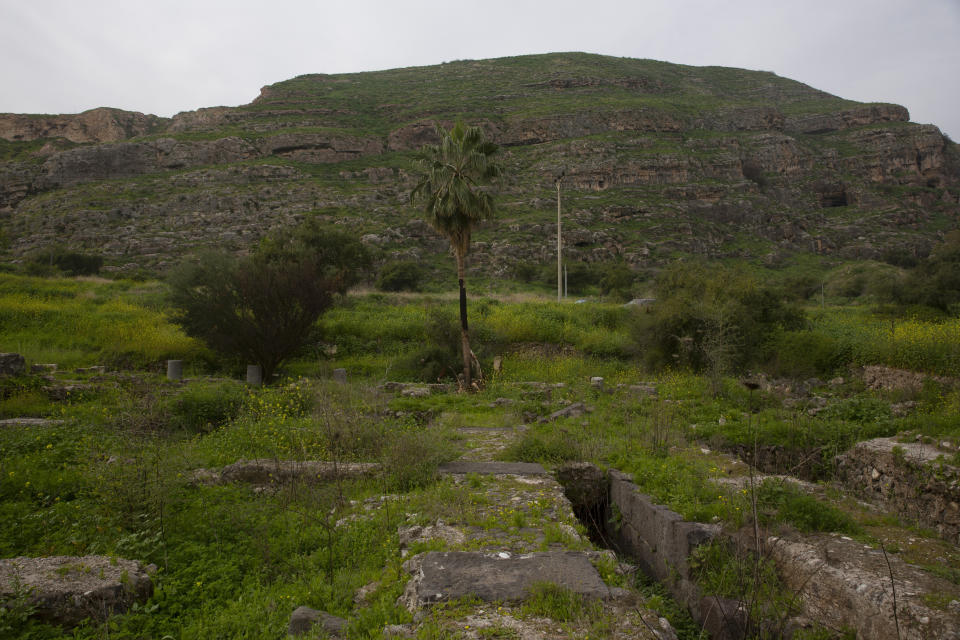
[2,0,958,138]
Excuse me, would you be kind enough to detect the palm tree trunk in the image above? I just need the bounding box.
[456,250,472,390]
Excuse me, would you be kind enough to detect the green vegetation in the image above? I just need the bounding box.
[0,273,204,368]
[630,263,804,386]
[2,267,959,638]
[892,231,960,313]
[376,260,425,292]
[520,582,602,622]
[24,248,103,278]
[166,222,370,381]
[2,50,960,638]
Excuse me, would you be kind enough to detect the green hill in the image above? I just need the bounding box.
[1,52,958,285]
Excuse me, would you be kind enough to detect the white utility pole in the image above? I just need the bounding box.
[556,172,564,302]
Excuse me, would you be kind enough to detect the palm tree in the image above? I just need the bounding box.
[410,121,500,390]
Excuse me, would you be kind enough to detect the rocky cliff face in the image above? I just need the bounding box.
[1,53,957,276]
[0,108,167,144]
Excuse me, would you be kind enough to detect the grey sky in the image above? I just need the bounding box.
[2,0,958,138]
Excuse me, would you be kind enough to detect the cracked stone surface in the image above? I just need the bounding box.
[0,555,153,627]
[456,426,524,461]
[0,418,65,427]
[191,459,381,486]
[400,551,611,609]
[769,532,960,640]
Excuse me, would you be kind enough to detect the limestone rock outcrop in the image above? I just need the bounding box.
[0,108,167,144]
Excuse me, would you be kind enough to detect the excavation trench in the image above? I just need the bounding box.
[555,462,960,640]
[556,463,743,639]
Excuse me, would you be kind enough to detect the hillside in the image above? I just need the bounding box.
[1,52,958,279]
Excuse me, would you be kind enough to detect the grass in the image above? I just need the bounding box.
[0,373,456,639]
[808,307,960,377]
[520,582,601,622]
[0,273,206,369]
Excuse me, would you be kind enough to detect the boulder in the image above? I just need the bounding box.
[539,402,590,423]
[398,523,467,550]
[0,418,64,428]
[288,606,347,637]
[768,533,960,640]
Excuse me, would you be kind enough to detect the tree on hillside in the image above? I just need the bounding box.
[410,121,501,390]
[167,223,369,382]
[894,230,960,314]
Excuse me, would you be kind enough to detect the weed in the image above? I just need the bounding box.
[756,479,860,534]
[520,582,602,622]
[690,540,800,638]
[477,624,520,638]
[501,428,585,464]
[165,380,246,432]
[634,572,707,640]
[0,576,36,636]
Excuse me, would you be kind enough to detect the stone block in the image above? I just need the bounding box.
[0,555,152,627]
[400,551,610,610]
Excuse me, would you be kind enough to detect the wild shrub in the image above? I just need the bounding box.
[168,223,369,381]
[502,428,585,464]
[597,262,638,301]
[511,261,541,283]
[629,263,804,376]
[380,426,447,491]
[50,250,104,276]
[741,159,768,188]
[767,330,852,378]
[881,247,920,269]
[0,575,36,636]
[376,260,425,292]
[0,389,55,419]
[893,230,960,313]
[775,273,821,302]
[823,261,901,301]
[540,261,600,294]
[25,247,103,276]
[393,308,463,382]
[689,540,799,637]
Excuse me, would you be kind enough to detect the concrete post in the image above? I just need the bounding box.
[166,360,183,381]
[333,368,347,384]
[246,364,262,386]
